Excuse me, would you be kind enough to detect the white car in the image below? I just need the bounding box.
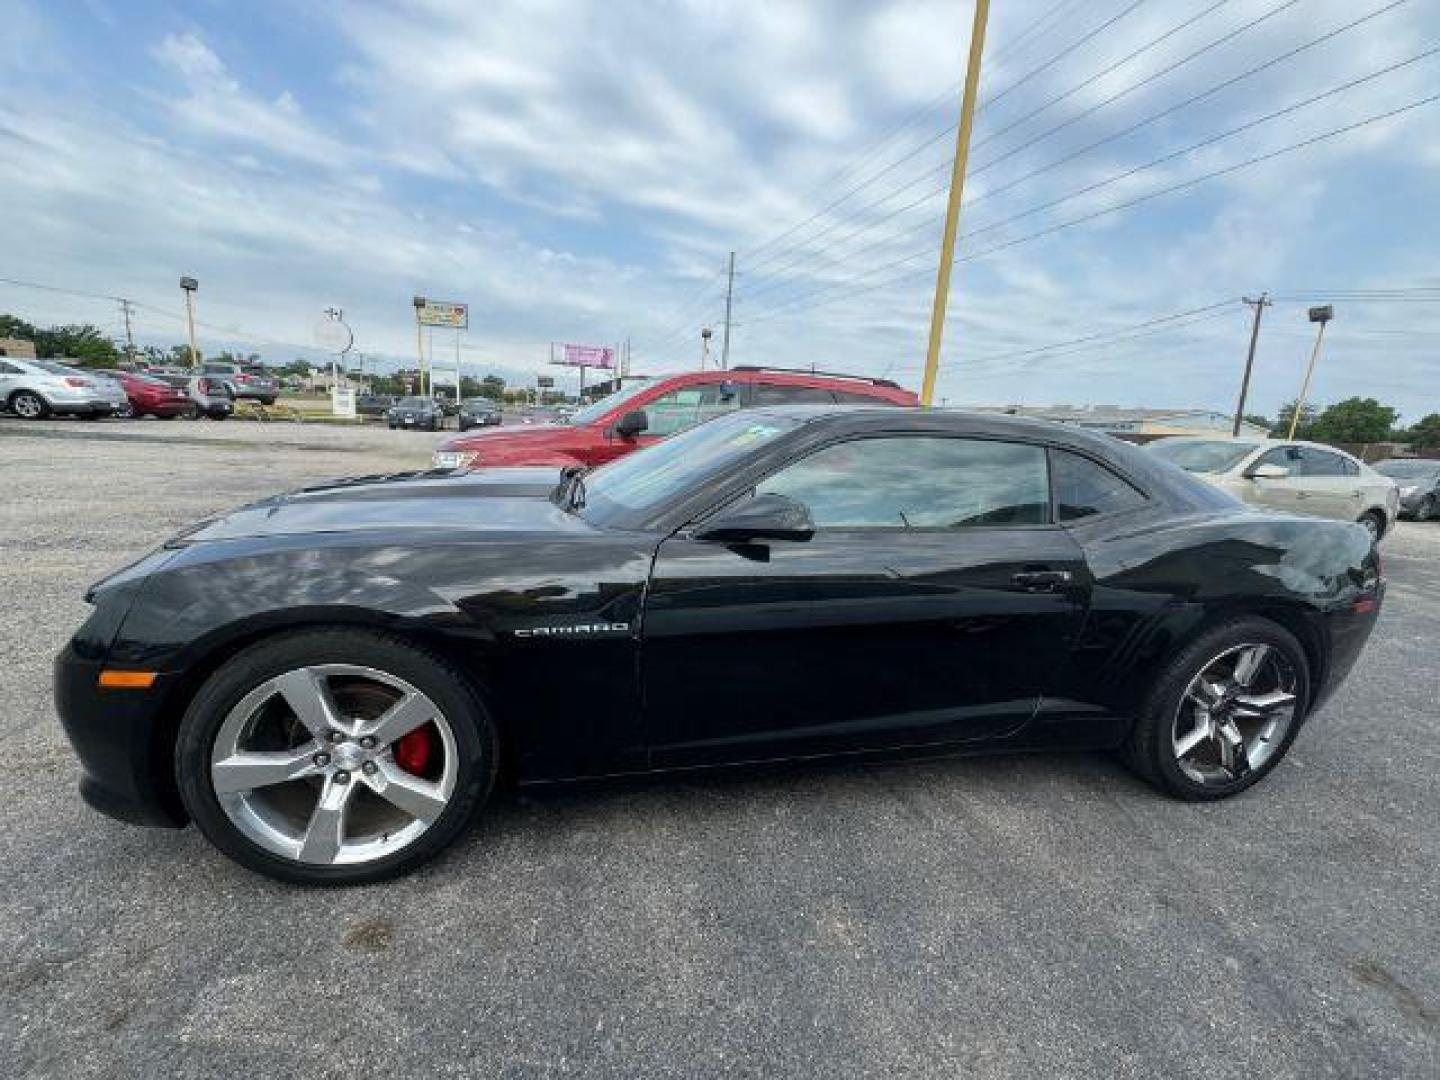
[0,357,128,419]
[1148,437,1400,541]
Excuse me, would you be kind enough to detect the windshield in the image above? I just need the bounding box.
[1376,459,1439,479]
[581,411,803,527]
[1148,439,1258,474]
[396,396,430,408]
[568,380,654,426]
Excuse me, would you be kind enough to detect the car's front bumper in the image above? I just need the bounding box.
[54,643,187,828]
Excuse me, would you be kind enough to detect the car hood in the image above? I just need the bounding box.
[169,467,573,544]
[438,422,575,451]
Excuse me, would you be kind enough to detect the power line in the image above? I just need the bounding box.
[741,0,1308,302]
[741,92,1440,326]
[742,0,1153,272]
[966,0,1415,210]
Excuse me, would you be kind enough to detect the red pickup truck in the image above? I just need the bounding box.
[431,366,918,470]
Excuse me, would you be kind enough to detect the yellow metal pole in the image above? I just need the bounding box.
[1288,320,1328,439]
[920,0,992,407]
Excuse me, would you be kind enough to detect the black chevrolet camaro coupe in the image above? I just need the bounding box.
[56,407,1384,884]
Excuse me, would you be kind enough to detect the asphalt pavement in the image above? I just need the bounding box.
[1,419,1436,1079]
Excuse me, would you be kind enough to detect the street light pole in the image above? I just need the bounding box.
[1288,304,1334,439]
[412,296,428,397]
[179,276,200,368]
[919,0,992,407]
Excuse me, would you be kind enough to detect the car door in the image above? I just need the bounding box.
[598,379,743,461]
[1295,447,1362,520]
[640,433,1090,767]
[1245,445,1307,513]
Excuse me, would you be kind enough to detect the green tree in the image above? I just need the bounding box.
[0,314,120,365]
[478,374,507,401]
[1307,397,1399,444]
[1405,413,1440,449]
[1273,400,1317,438]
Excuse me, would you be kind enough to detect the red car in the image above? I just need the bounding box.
[102,371,194,419]
[431,366,918,470]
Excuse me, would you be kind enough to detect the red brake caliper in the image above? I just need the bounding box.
[394,724,435,776]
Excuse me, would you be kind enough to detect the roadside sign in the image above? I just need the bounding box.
[556,344,614,369]
[332,386,356,418]
[537,375,555,388]
[416,299,469,329]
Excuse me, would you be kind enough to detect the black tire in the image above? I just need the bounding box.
[10,391,51,420]
[1358,510,1386,542]
[1415,496,1435,523]
[211,412,228,421]
[175,628,498,885]
[1121,616,1311,801]
[260,396,277,406]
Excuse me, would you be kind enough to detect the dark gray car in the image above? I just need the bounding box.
[1375,458,1440,520]
[387,395,443,431]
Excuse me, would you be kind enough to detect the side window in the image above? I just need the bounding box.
[1299,448,1350,477]
[644,383,739,437]
[832,390,898,406]
[753,384,836,406]
[0,361,20,374]
[1255,446,1301,472]
[757,436,1050,528]
[1051,450,1146,521]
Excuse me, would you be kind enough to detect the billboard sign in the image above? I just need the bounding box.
[557,344,614,369]
[415,299,469,329]
[537,375,555,388]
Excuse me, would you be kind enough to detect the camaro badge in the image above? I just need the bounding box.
[513,623,631,638]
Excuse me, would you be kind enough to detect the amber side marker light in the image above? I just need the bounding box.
[98,670,158,689]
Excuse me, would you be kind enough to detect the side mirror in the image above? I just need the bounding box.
[694,494,815,544]
[1247,463,1290,480]
[614,409,648,438]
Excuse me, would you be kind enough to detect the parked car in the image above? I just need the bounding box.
[1148,437,1399,541]
[0,358,127,419]
[154,373,234,420]
[387,395,443,431]
[91,369,193,419]
[55,406,1383,884]
[356,393,395,417]
[1374,458,1440,520]
[457,398,502,430]
[431,366,918,470]
[199,362,279,405]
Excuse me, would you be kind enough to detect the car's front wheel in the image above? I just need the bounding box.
[1122,617,1310,801]
[176,628,497,885]
[9,391,49,420]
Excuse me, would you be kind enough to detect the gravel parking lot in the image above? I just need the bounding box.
[2,419,1437,1079]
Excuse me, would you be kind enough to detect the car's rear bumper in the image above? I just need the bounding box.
[54,644,187,828]
[1310,580,1385,714]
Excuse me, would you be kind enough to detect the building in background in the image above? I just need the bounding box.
[974,405,1271,440]
[0,338,38,359]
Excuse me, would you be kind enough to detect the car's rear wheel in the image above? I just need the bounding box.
[1358,510,1385,541]
[9,391,49,420]
[1122,617,1309,801]
[176,629,497,885]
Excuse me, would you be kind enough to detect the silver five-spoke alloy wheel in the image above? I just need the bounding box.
[211,663,458,866]
[1172,643,1298,786]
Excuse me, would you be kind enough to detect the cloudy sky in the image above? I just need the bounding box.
[2,0,1437,418]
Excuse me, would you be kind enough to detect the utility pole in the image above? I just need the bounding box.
[720,251,735,370]
[412,296,428,397]
[179,276,200,368]
[920,0,992,407]
[118,299,137,366]
[1289,304,1334,439]
[1232,293,1270,435]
